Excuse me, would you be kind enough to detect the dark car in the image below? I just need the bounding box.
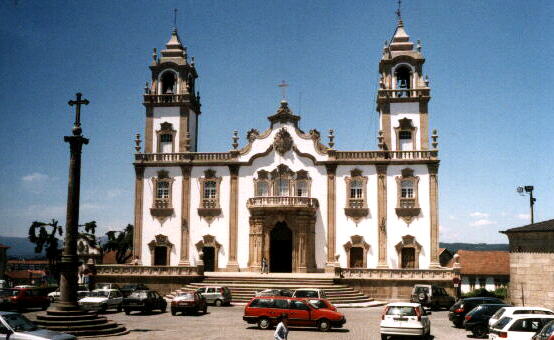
[120,283,149,297]
[533,319,554,340]
[0,287,50,311]
[122,290,167,315]
[463,303,511,338]
[170,291,207,315]
[255,289,293,297]
[449,297,504,328]
[410,284,455,310]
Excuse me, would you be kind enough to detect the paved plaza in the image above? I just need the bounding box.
[26,305,470,340]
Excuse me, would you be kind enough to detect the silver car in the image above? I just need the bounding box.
[0,311,76,339]
[196,287,232,307]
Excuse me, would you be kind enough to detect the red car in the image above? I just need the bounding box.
[1,288,50,311]
[171,291,208,315]
[306,298,337,312]
[243,296,346,332]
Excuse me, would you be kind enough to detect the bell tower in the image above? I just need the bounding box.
[143,28,201,153]
[376,18,430,152]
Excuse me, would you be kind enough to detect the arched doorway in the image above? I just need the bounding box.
[350,248,364,268]
[203,246,215,272]
[270,222,292,273]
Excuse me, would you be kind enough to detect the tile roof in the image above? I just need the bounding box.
[456,250,510,276]
[501,219,554,233]
[0,243,9,249]
[5,270,46,279]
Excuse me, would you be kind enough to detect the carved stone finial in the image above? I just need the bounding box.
[377,130,385,150]
[431,129,438,149]
[191,56,195,66]
[273,128,293,155]
[417,40,422,52]
[246,128,259,143]
[144,82,149,94]
[379,76,385,89]
[232,130,239,150]
[152,48,158,63]
[424,75,430,87]
[135,133,142,152]
[328,129,335,149]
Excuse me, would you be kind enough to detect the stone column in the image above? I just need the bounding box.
[296,220,308,273]
[179,165,191,266]
[377,164,388,268]
[325,164,337,272]
[248,214,264,272]
[227,165,240,271]
[144,107,153,153]
[178,106,190,152]
[428,163,440,268]
[133,166,145,263]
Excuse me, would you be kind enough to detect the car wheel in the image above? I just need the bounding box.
[317,318,331,332]
[100,304,107,313]
[453,320,463,328]
[472,325,488,338]
[171,309,176,316]
[215,299,222,307]
[41,303,49,311]
[381,335,388,340]
[161,304,167,313]
[124,309,130,315]
[117,304,122,313]
[203,305,207,314]
[145,307,152,314]
[258,317,271,330]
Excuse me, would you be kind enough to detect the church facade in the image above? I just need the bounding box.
[132,19,441,273]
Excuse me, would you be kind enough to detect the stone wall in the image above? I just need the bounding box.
[338,278,455,301]
[95,274,203,295]
[509,252,554,310]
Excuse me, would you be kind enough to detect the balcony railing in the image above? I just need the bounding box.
[377,88,430,99]
[135,152,233,163]
[337,267,457,280]
[399,198,416,209]
[201,199,219,209]
[143,94,191,105]
[332,150,437,160]
[247,196,319,210]
[348,199,365,209]
[96,265,201,276]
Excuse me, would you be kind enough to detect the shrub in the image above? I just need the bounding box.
[461,287,507,299]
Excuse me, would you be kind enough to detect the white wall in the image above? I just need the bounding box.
[141,166,183,266]
[389,102,421,151]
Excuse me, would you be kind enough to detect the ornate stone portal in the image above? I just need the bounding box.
[247,211,316,273]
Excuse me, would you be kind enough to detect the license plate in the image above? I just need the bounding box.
[179,302,191,305]
[394,317,408,321]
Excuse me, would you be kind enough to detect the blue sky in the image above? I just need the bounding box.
[0,0,552,243]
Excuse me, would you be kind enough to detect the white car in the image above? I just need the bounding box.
[48,285,90,302]
[0,311,76,340]
[380,302,431,339]
[78,289,123,312]
[292,288,327,299]
[489,314,554,340]
[489,307,554,328]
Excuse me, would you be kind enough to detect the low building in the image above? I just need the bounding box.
[501,219,554,309]
[455,250,509,294]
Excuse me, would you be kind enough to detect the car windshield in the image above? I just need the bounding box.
[414,286,429,294]
[129,291,148,299]
[96,284,112,290]
[0,290,13,297]
[308,300,327,309]
[89,291,110,297]
[494,317,512,330]
[3,314,38,332]
[387,306,417,316]
[295,291,318,298]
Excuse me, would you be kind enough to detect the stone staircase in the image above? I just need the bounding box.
[166,275,373,305]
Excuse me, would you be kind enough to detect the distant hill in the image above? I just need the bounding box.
[440,242,509,253]
[0,235,109,259]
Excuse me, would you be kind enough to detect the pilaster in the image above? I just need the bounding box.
[133,166,145,264]
[227,165,240,271]
[179,165,191,266]
[325,164,337,272]
[178,106,189,152]
[419,101,429,150]
[144,107,153,153]
[377,164,388,268]
[428,163,440,268]
[248,214,264,272]
[381,103,392,150]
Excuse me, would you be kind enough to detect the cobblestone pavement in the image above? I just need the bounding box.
[27,305,471,340]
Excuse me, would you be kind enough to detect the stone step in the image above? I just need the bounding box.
[33,316,108,326]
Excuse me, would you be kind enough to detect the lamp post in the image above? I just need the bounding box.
[517,185,536,225]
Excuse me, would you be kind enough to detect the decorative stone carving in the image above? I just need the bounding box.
[273,128,293,156]
[309,129,320,141]
[198,169,222,223]
[148,234,174,266]
[395,168,421,224]
[395,235,422,269]
[343,235,370,268]
[247,128,260,142]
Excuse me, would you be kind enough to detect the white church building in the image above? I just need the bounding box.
[132,18,441,273]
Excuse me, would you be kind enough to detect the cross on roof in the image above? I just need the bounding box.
[278,80,288,100]
[173,8,178,29]
[395,0,402,21]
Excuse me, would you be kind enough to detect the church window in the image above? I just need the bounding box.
[198,169,222,214]
[344,169,369,222]
[296,181,308,197]
[394,118,416,151]
[156,122,176,153]
[156,181,170,199]
[161,71,177,94]
[395,168,421,224]
[150,170,174,220]
[276,179,290,196]
[256,181,270,196]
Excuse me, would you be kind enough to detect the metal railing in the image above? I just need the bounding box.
[247,196,319,209]
[377,88,430,99]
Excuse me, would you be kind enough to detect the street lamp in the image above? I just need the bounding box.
[517,185,536,224]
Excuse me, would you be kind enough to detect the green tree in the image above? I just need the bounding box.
[77,221,98,255]
[103,224,133,264]
[28,219,63,280]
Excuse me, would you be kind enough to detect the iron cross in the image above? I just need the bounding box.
[396,0,402,21]
[68,92,89,135]
[278,80,288,100]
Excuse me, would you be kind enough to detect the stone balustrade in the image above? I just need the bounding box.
[377,88,430,99]
[333,150,438,160]
[337,267,457,280]
[135,152,232,163]
[143,94,191,105]
[96,265,201,276]
[247,196,319,210]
